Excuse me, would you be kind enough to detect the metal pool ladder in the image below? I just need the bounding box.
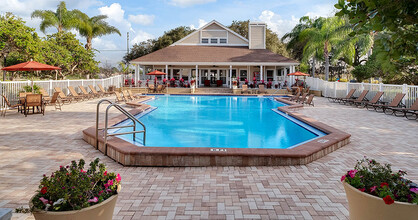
[95,99,146,155]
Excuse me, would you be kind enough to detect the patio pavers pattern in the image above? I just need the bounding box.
[0,96,416,219]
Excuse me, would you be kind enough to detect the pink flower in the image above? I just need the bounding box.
[80,169,87,173]
[39,197,49,205]
[88,197,98,203]
[370,186,377,193]
[108,180,114,186]
[116,174,121,183]
[410,188,418,194]
[98,190,104,196]
[104,171,107,176]
[348,170,358,178]
[359,188,365,192]
[340,175,346,182]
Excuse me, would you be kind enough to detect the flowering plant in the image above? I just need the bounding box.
[190,80,196,84]
[170,77,175,82]
[31,158,121,212]
[342,157,418,205]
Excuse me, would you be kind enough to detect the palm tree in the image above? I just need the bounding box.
[300,16,350,80]
[31,1,80,33]
[76,14,121,50]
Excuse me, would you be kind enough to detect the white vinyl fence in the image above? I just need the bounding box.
[0,75,123,108]
[300,77,418,108]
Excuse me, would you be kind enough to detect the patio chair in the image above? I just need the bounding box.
[122,90,134,101]
[45,92,62,111]
[296,93,309,103]
[24,94,45,117]
[366,93,405,112]
[114,91,127,103]
[97,84,113,96]
[156,85,164,93]
[78,86,96,99]
[68,86,87,102]
[54,87,73,104]
[258,84,267,94]
[304,86,310,94]
[353,92,384,108]
[147,84,155,93]
[304,94,315,106]
[88,85,104,98]
[241,85,250,94]
[384,98,418,119]
[342,90,369,105]
[328,89,356,103]
[286,87,292,94]
[1,95,23,117]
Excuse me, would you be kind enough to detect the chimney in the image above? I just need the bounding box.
[249,22,266,49]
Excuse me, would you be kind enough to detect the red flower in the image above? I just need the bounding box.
[41,187,47,194]
[359,188,365,192]
[383,195,394,205]
[380,182,389,188]
[104,171,107,176]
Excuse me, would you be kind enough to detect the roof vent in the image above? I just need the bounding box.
[249,22,266,49]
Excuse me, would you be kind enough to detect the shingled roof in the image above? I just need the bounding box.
[130,45,298,65]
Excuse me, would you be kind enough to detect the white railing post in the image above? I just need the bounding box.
[334,82,337,98]
[81,79,84,86]
[49,80,52,95]
[346,82,350,94]
[379,83,383,92]
[402,84,408,105]
[361,82,364,92]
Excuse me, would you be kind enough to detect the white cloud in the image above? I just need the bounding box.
[131,30,155,45]
[92,38,118,50]
[128,14,155,25]
[189,19,208,30]
[304,4,335,18]
[98,3,134,33]
[169,0,216,7]
[258,10,298,38]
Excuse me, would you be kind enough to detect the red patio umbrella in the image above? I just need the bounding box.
[288,71,309,76]
[1,60,61,71]
[146,70,166,75]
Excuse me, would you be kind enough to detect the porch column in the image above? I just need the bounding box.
[196,65,199,88]
[165,65,168,80]
[229,65,232,89]
[260,65,263,81]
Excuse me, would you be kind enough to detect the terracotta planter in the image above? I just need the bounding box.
[343,181,418,220]
[31,194,118,220]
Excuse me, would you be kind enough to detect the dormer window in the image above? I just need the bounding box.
[201,38,209,43]
[210,38,218,44]
[220,38,227,44]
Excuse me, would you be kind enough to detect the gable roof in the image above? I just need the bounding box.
[130,45,298,65]
[172,20,249,46]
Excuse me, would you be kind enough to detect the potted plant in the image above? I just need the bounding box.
[30,158,121,220]
[341,157,418,220]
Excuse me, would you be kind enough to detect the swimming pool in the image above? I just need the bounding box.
[112,95,325,149]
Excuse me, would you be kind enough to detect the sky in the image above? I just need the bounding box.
[1,0,337,67]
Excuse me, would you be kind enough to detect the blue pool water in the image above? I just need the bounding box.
[113,95,325,149]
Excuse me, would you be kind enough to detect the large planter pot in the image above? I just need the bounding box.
[343,181,418,220]
[30,194,118,220]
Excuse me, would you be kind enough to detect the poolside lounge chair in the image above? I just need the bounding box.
[329,89,356,103]
[241,85,250,94]
[353,92,384,108]
[45,92,62,111]
[286,87,292,94]
[24,94,45,117]
[88,85,104,98]
[288,90,301,102]
[68,86,87,102]
[366,93,405,112]
[384,98,418,119]
[258,84,267,94]
[54,87,73,104]
[304,86,310,94]
[39,88,51,102]
[97,84,113,96]
[1,95,23,117]
[304,94,315,106]
[114,91,126,103]
[127,90,146,99]
[156,85,164,93]
[122,90,134,101]
[78,86,96,99]
[342,90,369,105]
[296,93,309,103]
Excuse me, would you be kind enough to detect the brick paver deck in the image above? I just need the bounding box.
[0,96,416,219]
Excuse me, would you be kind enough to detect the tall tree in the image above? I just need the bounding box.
[76,14,121,50]
[31,1,80,33]
[300,16,349,80]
